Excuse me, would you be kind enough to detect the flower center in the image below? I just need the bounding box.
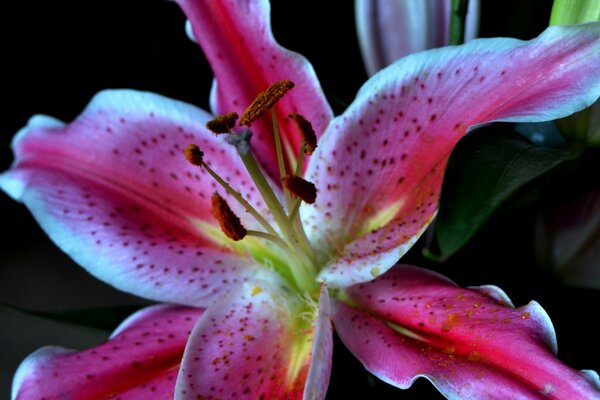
[184,81,321,297]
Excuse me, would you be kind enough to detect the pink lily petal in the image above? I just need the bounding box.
[12,304,204,400]
[0,90,270,306]
[303,23,600,287]
[332,265,600,399]
[303,285,334,400]
[175,275,332,400]
[356,0,480,75]
[176,0,333,179]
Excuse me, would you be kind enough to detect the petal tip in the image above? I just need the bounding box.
[471,284,515,307]
[184,19,197,43]
[523,300,559,355]
[11,346,73,400]
[581,369,600,391]
[0,170,27,200]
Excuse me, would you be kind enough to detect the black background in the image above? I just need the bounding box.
[1,1,598,398]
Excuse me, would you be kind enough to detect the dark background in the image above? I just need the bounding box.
[1,1,598,398]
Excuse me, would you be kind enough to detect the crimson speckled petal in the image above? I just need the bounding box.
[333,265,600,399]
[175,274,329,400]
[303,23,600,287]
[0,90,270,307]
[12,304,204,400]
[177,0,333,180]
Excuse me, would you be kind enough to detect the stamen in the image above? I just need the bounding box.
[246,230,289,250]
[184,144,204,166]
[271,110,293,211]
[281,175,317,204]
[184,143,277,236]
[235,148,317,279]
[288,199,302,222]
[206,112,239,134]
[272,110,288,180]
[289,113,317,155]
[211,193,247,241]
[240,80,295,126]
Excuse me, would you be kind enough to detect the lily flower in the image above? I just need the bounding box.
[3,0,600,398]
[356,0,481,75]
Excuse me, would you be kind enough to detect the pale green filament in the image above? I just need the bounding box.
[295,143,306,177]
[238,150,290,234]
[288,199,302,223]
[271,112,315,263]
[246,230,289,250]
[271,110,293,211]
[289,141,316,264]
[237,148,318,292]
[247,230,316,292]
[197,108,324,295]
[271,110,287,180]
[200,160,277,236]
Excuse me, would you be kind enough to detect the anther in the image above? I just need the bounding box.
[240,80,295,126]
[184,144,204,166]
[281,175,317,204]
[289,113,317,155]
[211,193,247,241]
[206,112,239,134]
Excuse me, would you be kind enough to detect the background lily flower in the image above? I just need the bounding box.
[535,188,600,289]
[2,0,600,399]
[355,0,481,75]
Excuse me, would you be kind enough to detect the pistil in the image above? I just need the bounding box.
[183,80,324,295]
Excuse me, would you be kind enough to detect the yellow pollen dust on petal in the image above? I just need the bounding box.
[251,286,263,296]
[358,198,406,238]
[441,313,459,332]
[370,266,380,278]
[206,111,239,134]
[289,113,317,155]
[467,350,481,362]
[281,175,317,204]
[240,80,295,126]
[211,192,247,241]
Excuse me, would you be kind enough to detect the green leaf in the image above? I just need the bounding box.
[0,303,145,333]
[550,0,600,25]
[431,125,576,260]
